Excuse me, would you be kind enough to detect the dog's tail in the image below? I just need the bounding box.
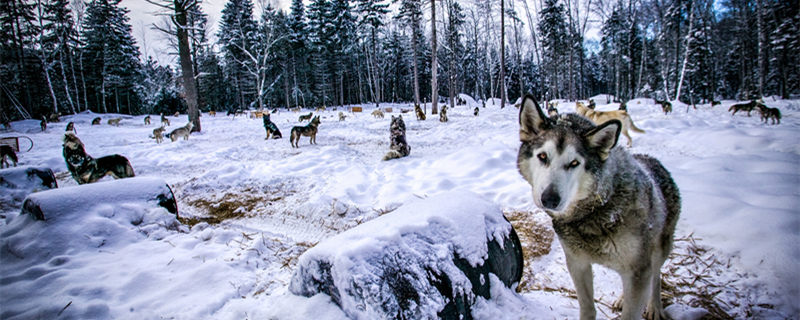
[382,150,404,161]
[627,116,646,133]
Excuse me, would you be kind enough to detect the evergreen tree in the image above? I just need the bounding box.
[1,0,40,118]
[539,0,568,100]
[356,0,389,108]
[217,0,258,110]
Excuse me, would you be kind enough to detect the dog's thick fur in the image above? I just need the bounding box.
[1,145,18,168]
[262,113,282,139]
[298,112,313,122]
[152,126,166,143]
[414,104,426,120]
[62,133,135,184]
[144,115,151,125]
[729,100,758,117]
[757,103,781,125]
[91,117,101,125]
[290,115,320,148]
[168,122,193,142]
[576,101,645,147]
[372,109,385,119]
[517,95,680,320]
[383,115,411,161]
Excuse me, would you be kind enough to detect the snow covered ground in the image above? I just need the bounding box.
[1,97,798,319]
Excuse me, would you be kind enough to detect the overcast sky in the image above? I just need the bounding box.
[122,0,291,65]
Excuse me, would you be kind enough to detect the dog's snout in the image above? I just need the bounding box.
[541,185,561,210]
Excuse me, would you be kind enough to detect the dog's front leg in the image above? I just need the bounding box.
[565,252,596,320]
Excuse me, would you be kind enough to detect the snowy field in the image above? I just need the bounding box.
[1,97,798,319]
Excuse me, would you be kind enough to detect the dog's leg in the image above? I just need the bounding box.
[565,253,596,320]
[645,269,666,320]
[622,130,633,147]
[620,269,650,320]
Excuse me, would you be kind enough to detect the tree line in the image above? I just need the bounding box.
[1,0,798,124]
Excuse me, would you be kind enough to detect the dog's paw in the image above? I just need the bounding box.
[612,295,624,313]
[644,306,668,320]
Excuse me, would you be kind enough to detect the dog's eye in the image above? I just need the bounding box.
[537,152,548,163]
[567,160,580,169]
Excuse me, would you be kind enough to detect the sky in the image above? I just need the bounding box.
[122,0,291,65]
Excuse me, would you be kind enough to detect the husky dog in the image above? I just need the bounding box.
[91,117,101,125]
[414,104,426,120]
[547,103,559,117]
[62,133,135,184]
[372,109,385,119]
[144,115,151,125]
[339,112,347,121]
[587,99,596,109]
[107,118,122,126]
[757,103,781,125]
[439,105,448,122]
[151,126,166,144]
[474,107,480,116]
[40,117,47,132]
[1,145,18,168]
[263,113,282,139]
[618,102,628,111]
[711,100,721,107]
[576,101,645,147]
[209,110,217,117]
[655,99,672,115]
[65,121,76,134]
[316,106,327,112]
[729,100,758,117]
[290,115,320,148]
[48,113,61,123]
[160,113,171,126]
[382,115,411,161]
[168,122,193,142]
[516,95,680,320]
[298,112,313,122]
[173,111,180,117]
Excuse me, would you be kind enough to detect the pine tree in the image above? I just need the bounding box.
[1,0,40,117]
[217,0,258,110]
[357,0,389,108]
[539,0,568,100]
[396,0,423,106]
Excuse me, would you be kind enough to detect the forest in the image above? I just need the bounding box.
[1,0,798,122]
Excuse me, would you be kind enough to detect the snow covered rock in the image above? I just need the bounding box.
[21,176,177,220]
[0,166,58,210]
[289,190,523,319]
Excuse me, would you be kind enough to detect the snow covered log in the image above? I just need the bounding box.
[289,191,523,319]
[21,177,178,220]
[0,166,58,210]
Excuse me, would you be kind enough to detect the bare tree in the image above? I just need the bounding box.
[500,0,506,108]
[430,0,438,114]
[146,0,202,132]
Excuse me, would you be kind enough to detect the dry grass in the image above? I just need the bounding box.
[178,186,289,227]
[504,209,555,292]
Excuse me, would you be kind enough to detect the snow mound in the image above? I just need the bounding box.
[289,190,523,319]
[0,166,58,213]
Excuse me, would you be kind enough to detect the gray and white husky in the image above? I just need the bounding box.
[167,122,193,142]
[516,95,680,320]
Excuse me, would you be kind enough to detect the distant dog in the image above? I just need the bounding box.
[160,113,170,126]
[517,95,680,320]
[290,115,320,148]
[439,105,448,122]
[263,113,282,139]
[655,99,672,115]
[576,101,646,147]
[62,133,135,184]
[209,110,216,117]
[757,104,781,125]
[173,112,180,117]
[65,122,76,134]
[107,118,122,126]
[144,115,151,125]
[40,118,47,132]
[547,103,559,117]
[711,100,721,107]
[372,109,385,119]
[316,106,326,112]
[618,102,627,111]
[152,126,166,144]
[414,104,426,120]
[729,100,758,117]
[298,112,313,122]
[1,145,18,168]
[167,122,193,142]
[383,115,411,161]
[339,112,347,121]
[587,99,596,109]
[48,113,61,123]
[474,107,479,116]
[91,117,101,125]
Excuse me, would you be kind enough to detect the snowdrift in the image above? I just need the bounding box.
[289,191,523,319]
[0,166,58,210]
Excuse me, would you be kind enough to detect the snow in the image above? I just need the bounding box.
[1,99,798,318]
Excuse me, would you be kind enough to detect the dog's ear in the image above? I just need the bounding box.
[584,120,621,161]
[519,94,548,141]
[398,115,402,120]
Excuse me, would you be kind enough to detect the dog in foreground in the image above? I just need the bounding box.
[517,95,680,320]
[576,101,645,147]
[290,115,320,148]
[382,115,410,161]
[63,133,135,184]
